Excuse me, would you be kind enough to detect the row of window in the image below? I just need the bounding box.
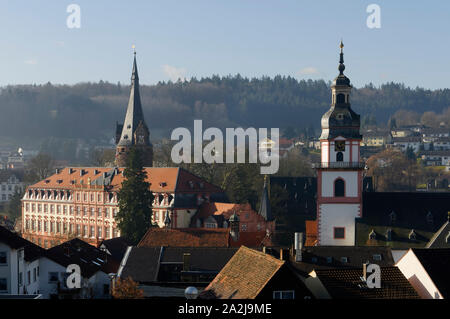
[18,267,39,287]
[0,194,12,201]
[25,221,118,239]
[25,203,117,218]
[0,184,21,192]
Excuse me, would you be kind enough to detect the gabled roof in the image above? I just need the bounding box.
[426,218,450,248]
[28,167,223,194]
[119,247,162,283]
[410,248,450,298]
[201,246,285,299]
[98,237,131,262]
[291,246,395,276]
[311,267,420,299]
[0,225,44,262]
[356,192,450,248]
[46,238,119,278]
[120,246,238,284]
[137,227,273,248]
[138,228,230,248]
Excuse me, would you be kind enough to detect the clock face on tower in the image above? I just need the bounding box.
[335,141,345,152]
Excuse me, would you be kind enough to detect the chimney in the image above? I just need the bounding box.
[183,253,191,272]
[279,248,289,261]
[362,262,369,281]
[294,232,304,262]
[262,246,266,254]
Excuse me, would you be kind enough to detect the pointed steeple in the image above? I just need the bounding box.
[338,40,345,75]
[117,51,148,147]
[258,176,274,221]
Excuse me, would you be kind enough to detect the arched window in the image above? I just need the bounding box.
[336,152,343,162]
[334,179,345,197]
[336,93,345,104]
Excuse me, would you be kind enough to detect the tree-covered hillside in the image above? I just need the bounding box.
[1,76,450,143]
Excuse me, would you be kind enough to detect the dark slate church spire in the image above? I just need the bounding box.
[117,51,146,147]
[115,49,153,167]
[258,176,274,221]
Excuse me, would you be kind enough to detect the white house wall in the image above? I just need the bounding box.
[319,203,360,246]
[321,171,358,197]
[396,250,443,299]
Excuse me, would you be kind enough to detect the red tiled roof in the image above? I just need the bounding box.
[202,246,285,299]
[197,202,253,220]
[137,228,272,248]
[138,228,230,247]
[29,167,223,194]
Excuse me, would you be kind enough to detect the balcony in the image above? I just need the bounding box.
[312,161,366,169]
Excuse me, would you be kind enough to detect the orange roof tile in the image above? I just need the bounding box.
[137,228,231,247]
[29,167,223,194]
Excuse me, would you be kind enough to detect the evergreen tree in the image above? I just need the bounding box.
[115,147,154,245]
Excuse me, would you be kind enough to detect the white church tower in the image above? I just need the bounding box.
[314,41,364,246]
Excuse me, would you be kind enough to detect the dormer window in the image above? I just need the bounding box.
[336,93,345,104]
[373,254,382,261]
[446,232,450,244]
[386,228,393,241]
[368,229,377,240]
[409,229,417,241]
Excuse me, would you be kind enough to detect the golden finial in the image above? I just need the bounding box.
[132,44,136,55]
[340,40,344,49]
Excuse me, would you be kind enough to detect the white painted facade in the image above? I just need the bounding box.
[318,204,360,246]
[321,171,359,198]
[396,250,444,299]
[0,242,22,294]
[315,44,363,247]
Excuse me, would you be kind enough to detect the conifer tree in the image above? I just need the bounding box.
[115,147,154,245]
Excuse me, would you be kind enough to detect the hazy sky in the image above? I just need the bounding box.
[0,0,449,89]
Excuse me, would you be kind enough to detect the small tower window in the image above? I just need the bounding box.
[336,93,345,104]
[334,179,345,197]
[336,152,344,162]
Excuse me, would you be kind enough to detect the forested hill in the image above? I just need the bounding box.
[1,76,450,142]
